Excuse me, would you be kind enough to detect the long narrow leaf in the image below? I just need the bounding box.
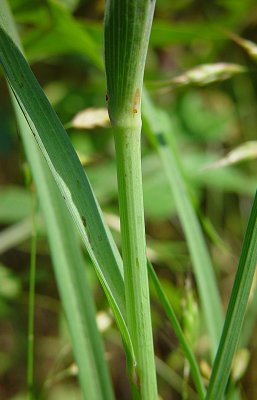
[0,2,115,398]
[206,193,257,400]
[0,22,136,370]
[18,113,115,400]
[148,261,206,399]
[142,91,224,360]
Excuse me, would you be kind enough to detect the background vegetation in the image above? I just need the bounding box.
[0,0,257,398]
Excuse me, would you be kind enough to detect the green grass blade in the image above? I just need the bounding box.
[27,197,37,399]
[206,193,257,400]
[17,110,115,400]
[142,91,224,360]
[0,27,124,311]
[0,21,136,371]
[148,261,206,399]
[0,2,115,398]
[33,161,115,400]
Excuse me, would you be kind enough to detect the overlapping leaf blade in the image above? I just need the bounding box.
[0,21,136,370]
[142,91,224,359]
[18,113,115,400]
[206,194,257,399]
[0,1,117,398]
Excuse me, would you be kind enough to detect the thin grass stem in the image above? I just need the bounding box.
[27,196,37,400]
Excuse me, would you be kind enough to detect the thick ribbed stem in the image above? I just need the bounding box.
[104,1,157,397]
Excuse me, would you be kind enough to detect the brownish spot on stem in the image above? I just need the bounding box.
[105,93,109,102]
[133,88,140,114]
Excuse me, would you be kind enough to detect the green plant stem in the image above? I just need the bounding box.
[27,197,37,400]
[114,124,157,399]
[104,1,157,394]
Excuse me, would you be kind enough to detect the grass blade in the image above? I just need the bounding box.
[0,2,115,398]
[0,26,124,314]
[19,113,115,400]
[142,91,224,360]
[27,197,37,399]
[206,193,257,399]
[0,17,136,374]
[148,261,206,399]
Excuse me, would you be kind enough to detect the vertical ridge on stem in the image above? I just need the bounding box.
[104,1,157,398]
